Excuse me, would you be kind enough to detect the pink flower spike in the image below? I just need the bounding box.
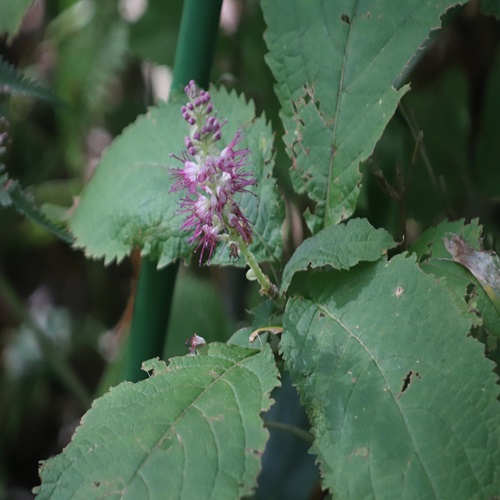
[169,84,257,263]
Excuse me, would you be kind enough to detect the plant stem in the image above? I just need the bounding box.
[171,0,223,91]
[236,234,279,299]
[263,420,314,444]
[124,0,223,382]
[123,258,178,381]
[0,271,91,409]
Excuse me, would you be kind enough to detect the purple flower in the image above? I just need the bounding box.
[170,81,256,263]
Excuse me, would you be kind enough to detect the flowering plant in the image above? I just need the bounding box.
[3,0,499,498]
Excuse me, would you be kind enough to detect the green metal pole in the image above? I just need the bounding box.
[123,0,223,382]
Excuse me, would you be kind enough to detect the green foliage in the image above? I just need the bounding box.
[70,87,283,268]
[262,0,465,231]
[46,0,129,174]
[0,57,61,103]
[2,0,500,497]
[0,0,35,40]
[282,254,500,498]
[35,344,280,499]
[281,218,396,292]
[0,167,74,244]
[410,219,500,339]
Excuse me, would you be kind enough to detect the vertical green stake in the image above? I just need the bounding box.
[123,0,223,382]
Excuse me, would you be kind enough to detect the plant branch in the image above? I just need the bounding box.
[124,0,223,382]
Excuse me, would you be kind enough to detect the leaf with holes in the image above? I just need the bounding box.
[262,0,467,231]
[282,254,500,498]
[69,87,283,268]
[36,343,280,499]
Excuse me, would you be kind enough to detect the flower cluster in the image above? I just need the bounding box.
[170,81,256,263]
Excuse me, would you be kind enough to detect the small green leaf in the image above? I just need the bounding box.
[282,255,500,498]
[262,0,466,231]
[410,219,500,338]
[36,343,280,499]
[0,167,74,244]
[0,57,61,103]
[70,87,283,268]
[281,218,396,293]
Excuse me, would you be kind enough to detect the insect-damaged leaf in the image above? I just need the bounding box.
[281,254,500,498]
[262,0,467,231]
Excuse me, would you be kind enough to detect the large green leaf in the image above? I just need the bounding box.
[36,344,280,499]
[262,0,466,231]
[0,0,34,40]
[70,87,283,268]
[282,255,500,498]
[281,218,396,293]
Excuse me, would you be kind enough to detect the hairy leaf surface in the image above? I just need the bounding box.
[70,87,282,267]
[282,255,500,498]
[36,344,280,499]
[262,0,466,231]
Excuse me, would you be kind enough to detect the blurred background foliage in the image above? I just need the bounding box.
[0,0,499,498]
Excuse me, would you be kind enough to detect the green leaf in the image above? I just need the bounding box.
[0,0,35,40]
[281,218,396,293]
[282,255,500,498]
[36,343,280,499]
[0,57,61,103]
[409,218,482,262]
[0,167,74,244]
[262,0,466,231]
[69,87,283,268]
[410,219,500,338]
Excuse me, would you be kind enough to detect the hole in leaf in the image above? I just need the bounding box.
[398,370,421,398]
[341,13,350,24]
